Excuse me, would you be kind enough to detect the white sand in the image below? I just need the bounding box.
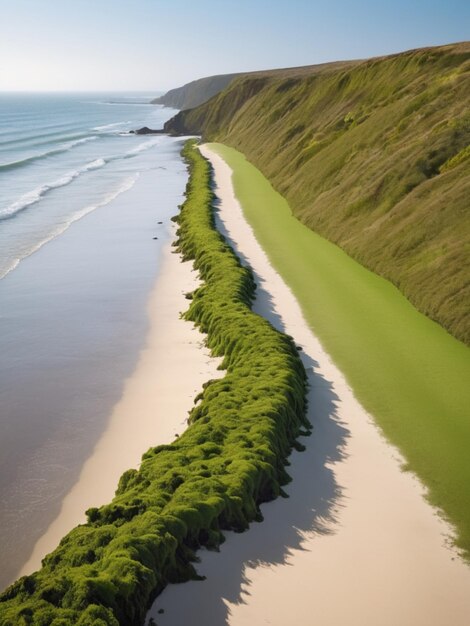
[146,145,470,626]
[18,229,222,579]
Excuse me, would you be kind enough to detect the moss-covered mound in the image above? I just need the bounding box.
[164,42,470,345]
[0,141,308,626]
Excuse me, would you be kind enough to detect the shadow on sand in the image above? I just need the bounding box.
[147,176,350,626]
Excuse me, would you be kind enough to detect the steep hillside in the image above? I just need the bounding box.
[153,60,356,110]
[152,73,240,109]
[165,43,470,345]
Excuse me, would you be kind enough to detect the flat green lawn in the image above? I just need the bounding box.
[209,142,470,557]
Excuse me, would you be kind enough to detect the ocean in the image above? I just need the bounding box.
[0,93,190,590]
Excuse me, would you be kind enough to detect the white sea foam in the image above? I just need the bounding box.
[0,174,139,280]
[85,158,106,170]
[0,136,98,171]
[0,258,20,279]
[1,158,107,220]
[126,138,161,156]
[68,136,98,148]
[3,135,162,219]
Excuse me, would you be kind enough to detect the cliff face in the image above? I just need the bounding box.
[153,60,356,110]
[164,43,470,345]
[152,74,239,110]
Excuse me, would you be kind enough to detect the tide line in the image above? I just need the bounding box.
[0,174,139,280]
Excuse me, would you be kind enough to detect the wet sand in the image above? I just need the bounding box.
[0,144,189,591]
[146,145,470,626]
[18,228,222,579]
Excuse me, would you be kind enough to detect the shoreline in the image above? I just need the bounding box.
[17,228,222,581]
[146,144,470,625]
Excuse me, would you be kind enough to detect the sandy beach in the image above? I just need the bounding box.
[18,226,222,580]
[146,144,470,626]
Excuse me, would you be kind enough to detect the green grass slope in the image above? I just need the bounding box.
[0,142,308,625]
[165,42,470,345]
[153,60,356,110]
[151,74,240,110]
[209,142,470,559]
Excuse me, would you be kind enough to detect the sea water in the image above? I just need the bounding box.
[0,93,190,589]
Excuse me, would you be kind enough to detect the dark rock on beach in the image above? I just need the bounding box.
[130,126,165,135]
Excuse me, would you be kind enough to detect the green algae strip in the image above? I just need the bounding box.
[208,142,470,557]
[0,141,308,626]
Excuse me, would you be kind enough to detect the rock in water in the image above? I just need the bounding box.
[134,126,164,135]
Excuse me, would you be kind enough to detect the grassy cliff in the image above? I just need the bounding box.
[152,60,355,110]
[151,73,240,110]
[165,43,470,345]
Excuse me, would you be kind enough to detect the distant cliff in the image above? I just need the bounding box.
[152,60,356,111]
[164,43,470,345]
[151,73,240,110]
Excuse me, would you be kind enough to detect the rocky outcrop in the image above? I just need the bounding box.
[129,126,165,135]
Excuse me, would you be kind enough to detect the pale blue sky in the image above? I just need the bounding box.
[1,0,468,91]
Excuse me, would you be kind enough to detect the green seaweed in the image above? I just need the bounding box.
[208,141,470,559]
[0,140,308,626]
